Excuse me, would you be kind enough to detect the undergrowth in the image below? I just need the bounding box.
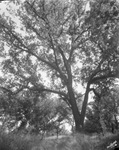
[0,131,32,150]
[95,133,119,150]
[0,130,118,150]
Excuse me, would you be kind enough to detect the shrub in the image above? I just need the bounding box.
[0,131,32,150]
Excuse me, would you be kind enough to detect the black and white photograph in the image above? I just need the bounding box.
[0,0,119,149]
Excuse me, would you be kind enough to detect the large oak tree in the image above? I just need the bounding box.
[0,0,119,131]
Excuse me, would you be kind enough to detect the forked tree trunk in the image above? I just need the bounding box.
[67,82,91,132]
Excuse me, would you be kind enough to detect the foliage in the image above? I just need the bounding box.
[79,0,119,128]
[0,85,71,134]
[84,108,102,134]
[85,85,119,133]
[0,0,85,131]
[81,0,119,84]
[0,0,119,132]
[0,130,32,150]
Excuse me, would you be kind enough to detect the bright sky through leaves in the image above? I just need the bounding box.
[0,0,86,93]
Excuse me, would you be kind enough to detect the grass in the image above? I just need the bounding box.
[95,132,119,150]
[0,130,118,150]
[0,131,32,150]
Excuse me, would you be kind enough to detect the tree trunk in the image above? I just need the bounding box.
[71,102,81,132]
[67,85,81,132]
[80,83,90,128]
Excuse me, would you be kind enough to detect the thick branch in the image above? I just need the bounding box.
[47,31,67,82]
[0,84,68,101]
[39,88,68,97]
[91,72,116,84]
[80,82,90,127]
[60,96,71,108]
[57,45,71,79]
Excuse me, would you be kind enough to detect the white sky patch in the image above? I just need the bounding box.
[85,1,90,12]
[0,1,26,36]
[62,122,72,133]
[0,2,7,14]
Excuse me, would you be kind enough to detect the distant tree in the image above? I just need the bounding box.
[0,0,119,132]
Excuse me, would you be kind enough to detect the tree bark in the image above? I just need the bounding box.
[80,83,90,128]
[67,85,81,132]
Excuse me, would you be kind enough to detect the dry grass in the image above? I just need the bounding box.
[31,133,97,150]
[0,131,32,150]
[93,132,119,150]
[0,130,118,150]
